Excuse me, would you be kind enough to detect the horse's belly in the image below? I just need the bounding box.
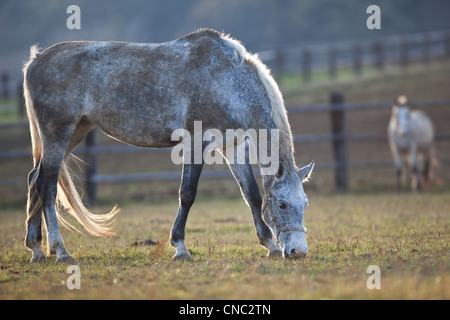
[99,112,184,147]
[411,111,434,146]
[98,121,180,148]
[89,99,186,148]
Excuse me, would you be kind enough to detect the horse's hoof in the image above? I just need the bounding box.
[172,251,192,261]
[267,249,283,259]
[56,254,76,264]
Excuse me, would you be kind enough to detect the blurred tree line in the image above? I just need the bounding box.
[1,0,450,80]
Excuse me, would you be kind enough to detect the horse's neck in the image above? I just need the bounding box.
[252,128,296,177]
[247,110,296,177]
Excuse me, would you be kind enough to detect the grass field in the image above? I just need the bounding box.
[0,192,448,299]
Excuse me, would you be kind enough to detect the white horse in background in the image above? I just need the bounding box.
[388,95,436,191]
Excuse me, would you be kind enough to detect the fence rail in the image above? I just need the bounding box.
[261,29,450,78]
[1,94,450,204]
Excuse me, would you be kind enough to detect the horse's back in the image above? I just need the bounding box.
[23,30,264,148]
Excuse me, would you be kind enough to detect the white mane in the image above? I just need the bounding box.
[221,34,296,171]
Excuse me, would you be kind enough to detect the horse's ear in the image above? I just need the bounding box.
[298,161,315,183]
[275,160,286,180]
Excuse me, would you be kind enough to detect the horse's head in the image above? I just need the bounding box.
[262,160,315,259]
[393,95,411,137]
[394,105,411,137]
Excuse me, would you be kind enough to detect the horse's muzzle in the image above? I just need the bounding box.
[284,246,308,259]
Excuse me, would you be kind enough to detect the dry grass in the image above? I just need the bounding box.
[0,192,448,299]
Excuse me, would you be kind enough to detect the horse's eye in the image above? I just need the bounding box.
[279,203,287,209]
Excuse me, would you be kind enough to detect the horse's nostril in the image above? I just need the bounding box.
[288,247,307,258]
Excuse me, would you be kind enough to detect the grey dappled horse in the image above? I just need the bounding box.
[388,95,436,191]
[23,29,314,263]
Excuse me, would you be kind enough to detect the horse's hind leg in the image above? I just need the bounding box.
[422,151,432,188]
[25,162,46,262]
[28,120,93,264]
[40,124,77,263]
[42,168,73,263]
[44,121,96,262]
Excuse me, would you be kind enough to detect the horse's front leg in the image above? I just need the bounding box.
[390,143,405,191]
[227,161,282,258]
[409,142,421,192]
[170,162,204,261]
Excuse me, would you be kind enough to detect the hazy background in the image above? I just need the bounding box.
[1,0,450,82]
[1,0,450,202]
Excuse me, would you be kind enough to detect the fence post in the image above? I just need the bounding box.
[1,71,9,99]
[353,43,362,76]
[17,82,25,118]
[275,50,285,81]
[422,34,430,65]
[372,41,384,72]
[85,129,97,206]
[330,92,348,191]
[302,47,311,83]
[445,32,450,58]
[400,36,409,71]
[328,47,337,79]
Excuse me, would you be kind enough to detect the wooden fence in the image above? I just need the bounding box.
[260,29,450,80]
[1,93,450,205]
